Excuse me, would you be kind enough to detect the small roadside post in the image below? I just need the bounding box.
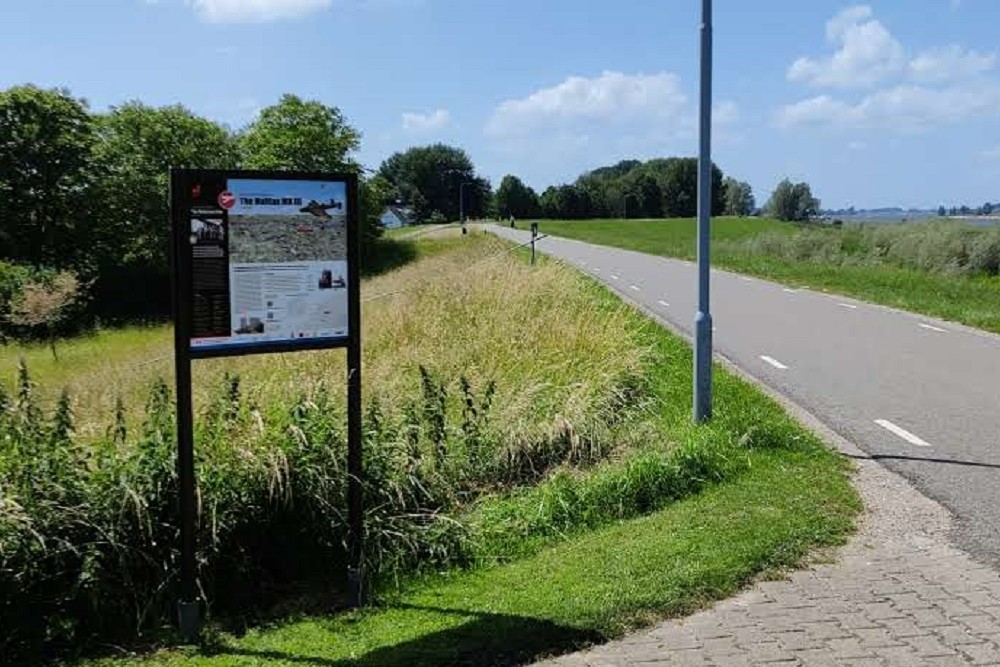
[530,222,538,265]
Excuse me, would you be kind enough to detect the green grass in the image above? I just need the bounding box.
[539,218,1000,334]
[0,324,170,397]
[81,246,860,667]
[91,444,854,667]
[539,217,794,260]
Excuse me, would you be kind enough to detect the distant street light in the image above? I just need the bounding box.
[694,0,714,423]
[444,168,474,230]
[459,181,474,224]
[623,193,639,220]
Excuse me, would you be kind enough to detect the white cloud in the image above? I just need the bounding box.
[486,71,689,136]
[712,100,740,126]
[777,83,1000,130]
[909,45,996,83]
[781,6,1000,132]
[951,0,961,10]
[788,5,905,88]
[983,146,1000,160]
[186,0,332,23]
[401,109,451,133]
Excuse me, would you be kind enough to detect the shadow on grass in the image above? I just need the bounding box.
[360,238,419,278]
[206,604,600,667]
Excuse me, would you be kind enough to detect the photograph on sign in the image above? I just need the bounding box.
[189,178,350,352]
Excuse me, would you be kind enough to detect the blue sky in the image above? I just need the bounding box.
[2,0,999,209]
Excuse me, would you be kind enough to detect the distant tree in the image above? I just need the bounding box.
[240,94,360,172]
[496,175,539,219]
[89,102,238,319]
[359,175,390,243]
[622,172,662,218]
[539,186,561,218]
[0,85,96,268]
[765,179,820,222]
[983,202,994,216]
[94,102,238,271]
[937,205,947,217]
[7,270,84,359]
[659,158,725,218]
[240,95,386,246]
[722,177,755,216]
[378,144,489,221]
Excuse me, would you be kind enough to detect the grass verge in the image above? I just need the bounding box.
[539,218,1000,334]
[80,236,860,667]
[90,426,855,667]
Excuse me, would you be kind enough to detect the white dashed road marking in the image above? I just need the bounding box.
[611,274,620,280]
[630,285,641,292]
[838,303,858,310]
[658,300,669,307]
[919,323,948,333]
[783,288,797,294]
[875,419,932,447]
[760,355,789,370]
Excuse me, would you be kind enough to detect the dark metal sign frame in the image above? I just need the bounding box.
[169,168,364,637]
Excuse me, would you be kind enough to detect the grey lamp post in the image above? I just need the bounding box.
[459,181,474,234]
[623,193,639,220]
[459,181,475,223]
[693,0,714,423]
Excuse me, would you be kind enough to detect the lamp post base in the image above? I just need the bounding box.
[694,311,713,423]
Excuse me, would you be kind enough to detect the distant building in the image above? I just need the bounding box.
[380,206,416,229]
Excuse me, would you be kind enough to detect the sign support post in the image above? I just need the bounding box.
[530,222,538,266]
[345,180,364,608]
[170,172,202,639]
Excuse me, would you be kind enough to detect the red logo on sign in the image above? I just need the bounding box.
[218,191,236,209]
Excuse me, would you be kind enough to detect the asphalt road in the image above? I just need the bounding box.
[491,225,1000,566]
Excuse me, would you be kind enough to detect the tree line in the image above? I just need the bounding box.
[0,85,387,337]
[0,83,822,340]
[374,151,819,226]
[487,160,816,224]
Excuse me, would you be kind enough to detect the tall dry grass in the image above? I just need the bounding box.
[0,232,653,663]
[729,220,1000,277]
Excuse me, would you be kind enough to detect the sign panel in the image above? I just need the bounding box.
[172,169,359,358]
[170,169,364,630]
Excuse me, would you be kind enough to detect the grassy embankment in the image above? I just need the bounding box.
[540,217,1000,334]
[1,229,858,666]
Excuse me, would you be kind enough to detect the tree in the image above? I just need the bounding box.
[378,144,489,221]
[765,179,820,222]
[722,177,755,217]
[7,270,84,359]
[0,85,96,268]
[937,205,947,217]
[94,102,238,269]
[240,94,360,172]
[659,158,725,218]
[240,94,385,246]
[496,175,539,219]
[89,102,238,319]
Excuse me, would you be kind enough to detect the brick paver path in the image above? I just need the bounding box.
[535,437,1000,665]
